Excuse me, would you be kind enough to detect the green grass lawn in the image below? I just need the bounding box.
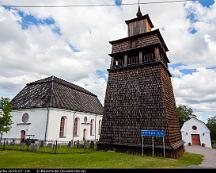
[0,150,203,168]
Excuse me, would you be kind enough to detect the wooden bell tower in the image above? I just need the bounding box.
[97,7,184,158]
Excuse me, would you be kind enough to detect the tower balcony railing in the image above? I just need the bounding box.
[111,52,156,69]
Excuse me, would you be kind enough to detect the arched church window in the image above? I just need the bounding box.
[84,116,87,123]
[98,120,102,135]
[22,113,29,123]
[90,119,94,136]
[73,118,80,137]
[59,116,66,138]
[20,130,25,143]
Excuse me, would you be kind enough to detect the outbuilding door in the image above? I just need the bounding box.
[191,134,200,145]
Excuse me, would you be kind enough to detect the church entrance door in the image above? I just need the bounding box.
[20,130,26,143]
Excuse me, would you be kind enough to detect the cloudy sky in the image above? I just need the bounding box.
[0,0,215,123]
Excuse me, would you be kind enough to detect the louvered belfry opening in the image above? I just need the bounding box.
[97,8,184,158]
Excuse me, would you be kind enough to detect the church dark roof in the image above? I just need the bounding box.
[11,76,103,115]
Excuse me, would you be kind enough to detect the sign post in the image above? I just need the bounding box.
[152,136,154,157]
[141,136,144,156]
[163,136,166,157]
[140,130,166,157]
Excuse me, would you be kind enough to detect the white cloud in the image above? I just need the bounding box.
[0,0,216,122]
[172,68,216,122]
[75,73,107,105]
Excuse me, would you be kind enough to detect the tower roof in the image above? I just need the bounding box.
[11,76,103,114]
[136,5,142,18]
[109,29,168,52]
[125,14,154,28]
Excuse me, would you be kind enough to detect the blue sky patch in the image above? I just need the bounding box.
[3,5,62,35]
[0,93,7,97]
[169,63,197,75]
[96,70,108,80]
[2,5,12,11]
[51,26,62,35]
[198,0,215,8]
[207,66,216,70]
[186,1,215,23]
[186,9,198,23]
[180,68,197,75]
[17,10,55,29]
[114,0,122,6]
[188,27,198,34]
[168,63,184,68]
[68,42,81,52]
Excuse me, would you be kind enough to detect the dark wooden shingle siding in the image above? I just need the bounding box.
[98,13,184,158]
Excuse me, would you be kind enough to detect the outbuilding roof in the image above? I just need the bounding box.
[181,117,210,132]
[11,76,103,115]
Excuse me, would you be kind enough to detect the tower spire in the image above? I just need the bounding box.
[136,1,142,18]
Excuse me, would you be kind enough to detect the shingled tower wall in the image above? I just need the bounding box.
[97,9,184,158]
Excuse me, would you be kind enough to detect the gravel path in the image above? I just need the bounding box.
[185,146,216,168]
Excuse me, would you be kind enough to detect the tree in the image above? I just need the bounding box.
[206,116,216,141]
[0,97,12,139]
[176,105,196,128]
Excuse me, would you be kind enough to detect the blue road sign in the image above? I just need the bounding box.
[141,130,166,137]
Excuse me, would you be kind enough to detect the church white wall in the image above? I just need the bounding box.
[3,108,103,142]
[3,108,48,140]
[181,118,212,148]
[46,108,103,142]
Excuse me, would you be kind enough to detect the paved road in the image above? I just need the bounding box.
[185,146,216,168]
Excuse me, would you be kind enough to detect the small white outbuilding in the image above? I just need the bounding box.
[181,117,212,148]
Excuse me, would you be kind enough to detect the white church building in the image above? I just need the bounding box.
[3,76,103,142]
[181,117,212,148]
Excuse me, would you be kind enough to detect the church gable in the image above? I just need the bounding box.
[11,76,103,115]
